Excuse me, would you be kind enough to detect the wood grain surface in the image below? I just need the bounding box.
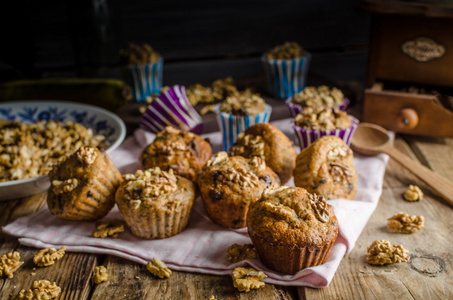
[1,134,452,300]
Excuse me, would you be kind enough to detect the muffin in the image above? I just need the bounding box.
[262,41,311,99]
[115,167,196,239]
[140,126,212,181]
[140,85,204,134]
[293,136,358,200]
[119,43,163,101]
[197,152,280,228]
[286,85,349,117]
[247,186,338,274]
[216,90,272,151]
[229,123,296,184]
[292,107,359,150]
[47,147,123,221]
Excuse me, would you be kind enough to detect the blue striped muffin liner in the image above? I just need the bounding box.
[262,52,311,99]
[122,57,163,101]
[216,104,272,151]
[292,116,359,150]
[140,85,204,134]
[285,97,350,118]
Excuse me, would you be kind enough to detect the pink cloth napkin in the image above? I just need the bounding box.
[3,118,388,288]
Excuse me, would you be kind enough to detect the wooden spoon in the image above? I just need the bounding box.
[351,122,453,206]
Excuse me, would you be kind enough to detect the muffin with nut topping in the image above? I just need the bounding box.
[197,152,280,229]
[140,126,212,181]
[247,186,338,274]
[293,136,358,200]
[47,147,122,221]
[229,123,296,184]
[115,167,195,239]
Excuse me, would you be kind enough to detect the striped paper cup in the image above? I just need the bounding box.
[216,104,272,151]
[292,116,359,150]
[140,85,204,134]
[122,57,163,102]
[285,97,350,118]
[262,52,311,99]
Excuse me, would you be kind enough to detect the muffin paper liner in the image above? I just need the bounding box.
[216,104,272,151]
[285,97,350,118]
[140,85,204,134]
[292,116,359,150]
[262,52,311,99]
[122,57,163,101]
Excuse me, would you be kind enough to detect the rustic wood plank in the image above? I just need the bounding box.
[91,255,297,299]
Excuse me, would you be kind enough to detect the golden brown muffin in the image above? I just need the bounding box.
[293,136,357,200]
[115,167,195,239]
[47,147,122,221]
[247,186,338,274]
[229,123,296,184]
[197,152,280,229]
[140,126,212,181]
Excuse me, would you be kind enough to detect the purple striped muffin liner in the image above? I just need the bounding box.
[121,57,163,101]
[285,97,350,118]
[140,85,204,134]
[292,116,359,150]
[261,52,311,99]
[216,104,272,151]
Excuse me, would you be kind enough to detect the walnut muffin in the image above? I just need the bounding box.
[293,136,358,200]
[115,167,195,239]
[197,152,280,229]
[229,123,296,184]
[247,186,338,274]
[140,126,212,181]
[47,147,122,221]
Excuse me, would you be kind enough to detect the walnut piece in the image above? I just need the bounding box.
[208,296,217,300]
[52,178,79,194]
[93,266,108,284]
[291,85,344,109]
[205,151,229,168]
[0,251,24,278]
[366,240,410,265]
[76,146,98,164]
[232,267,267,292]
[227,244,257,263]
[308,193,330,223]
[93,220,125,238]
[33,246,66,267]
[147,257,172,279]
[388,213,425,234]
[219,89,267,116]
[403,185,423,201]
[230,134,265,159]
[266,42,305,60]
[294,107,352,131]
[17,280,61,300]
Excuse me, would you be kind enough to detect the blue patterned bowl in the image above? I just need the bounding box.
[0,100,126,201]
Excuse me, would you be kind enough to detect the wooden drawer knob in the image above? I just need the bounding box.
[397,108,419,129]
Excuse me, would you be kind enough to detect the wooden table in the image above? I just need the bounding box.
[1,127,453,299]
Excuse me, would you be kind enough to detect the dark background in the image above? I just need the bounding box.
[1,0,371,98]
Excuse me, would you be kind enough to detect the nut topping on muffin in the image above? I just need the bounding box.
[123,168,177,200]
[77,146,98,164]
[52,179,79,194]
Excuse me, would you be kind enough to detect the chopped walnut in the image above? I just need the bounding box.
[17,280,61,300]
[227,244,257,263]
[225,166,260,188]
[93,220,125,238]
[186,77,239,106]
[329,163,353,184]
[291,85,345,109]
[123,168,177,205]
[93,266,108,284]
[219,89,267,116]
[205,151,229,168]
[366,240,410,265]
[147,257,172,279]
[76,146,98,165]
[326,146,348,161]
[387,213,425,234]
[230,133,265,159]
[33,246,66,267]
[0,251,24,278]
[308,193,330,223]
[266,41,306,60]
[294,107,352,131]
[52,178,79,194]
[232,267,267,292]
[403,185,423,201]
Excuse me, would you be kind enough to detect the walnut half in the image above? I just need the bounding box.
[387,213,424,234]
[403,185,423,201]
[366,240,410,265]
[147,257,172,279]
[93,266,109,284]
[232,267,267,292]
[33,246,66,267]
[93,220,125,238]
[0,251,24,278]
[17,280,61,300]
